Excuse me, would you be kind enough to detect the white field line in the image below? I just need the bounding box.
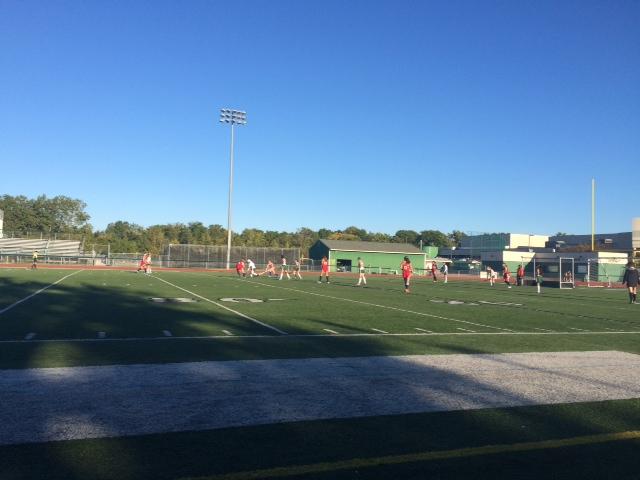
[372,328,389,334]
[323,329,339,335]
[163,330,172,337]
[533,328,554,332]
[0,270,83,315]
[24,333,36,340]
[456,327,476,333]
[569,327,588,332]
[222,330,234,336]
[0,330,639,344]
[415,328,433,333]
[153,275,287,335]
[228,278,514,333]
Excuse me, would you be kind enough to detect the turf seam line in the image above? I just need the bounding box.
[153,275,288,335]
[0,270,83,315]
[187,430,640,480]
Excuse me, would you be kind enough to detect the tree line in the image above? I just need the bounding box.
[0,194,466,254]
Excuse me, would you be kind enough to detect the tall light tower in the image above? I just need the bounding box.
[219,108,247,269]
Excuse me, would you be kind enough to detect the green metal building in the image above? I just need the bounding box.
[308,240,426,273]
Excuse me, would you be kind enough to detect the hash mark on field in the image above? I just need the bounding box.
[24,333,36,340]
[456,327,476,333]
[534,328,553,332]
[222,330,234,336]
[98,331,106,339]
[415,328,433,333]
[569,327,588,331]
[323,329,339,335]
[372,328,388,334]
[162,330,172,337]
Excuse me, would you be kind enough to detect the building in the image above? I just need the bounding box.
[440,233,549,259]
[308,240,426,273]
[547,232,633,252]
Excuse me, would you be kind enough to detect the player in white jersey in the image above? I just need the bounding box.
[356,257,367,286]
[279,255,291,280]
[246,258,257,277]
[292,258,303,280]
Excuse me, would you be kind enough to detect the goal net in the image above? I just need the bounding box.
[559,257,575,289]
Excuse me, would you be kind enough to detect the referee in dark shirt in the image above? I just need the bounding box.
[622,261,639,304]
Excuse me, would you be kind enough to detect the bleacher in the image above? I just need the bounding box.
[0,238,82,256]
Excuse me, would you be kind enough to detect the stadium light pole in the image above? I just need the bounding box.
[220,109,247,269]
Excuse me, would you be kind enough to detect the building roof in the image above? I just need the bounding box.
[315,239,424,254]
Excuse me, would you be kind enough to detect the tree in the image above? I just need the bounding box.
[448,230,467,247]
[419,230,451,248]
[392,230,419,245]
[0,194,91,235]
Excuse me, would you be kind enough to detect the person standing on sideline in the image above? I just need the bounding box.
[401,256,413,293]
[31,250,38,270]
[318,256,330,283]
[622,261,639,304]
[487,266,496,286]
[536,266,543,294]
[356,257,367,286]
[516,264,525,286]
[502,263,512,288]
[279,255,291,280]
[292,258,303,280]
[431,261,438,282]
[442,262,449,283]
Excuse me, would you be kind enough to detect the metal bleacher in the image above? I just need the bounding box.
[0,238,82,257]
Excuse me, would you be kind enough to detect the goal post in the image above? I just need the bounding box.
[559,257,575,289]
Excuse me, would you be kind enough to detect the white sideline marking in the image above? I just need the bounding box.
[323,329,339,335]
[456,327,476,333]
[163,330,172,337]
[24,333,36,340]
[0,330,640,344]
[372,328,388,334]
[222,330,233,336]
[534,328,553,332]
[235,278,513,333]
[415,328,433,333]
[98,332,106,339]
[569,327,588,332]
[0,270,82,315]
[154,276,287,335]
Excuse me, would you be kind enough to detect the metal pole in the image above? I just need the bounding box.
[591,178,595,251]
[226,123,235,270]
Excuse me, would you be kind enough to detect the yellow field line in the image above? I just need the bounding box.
[184,430,640,480]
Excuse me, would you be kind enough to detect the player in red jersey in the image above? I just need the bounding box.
[235,258,246,277]
[502,263,512,288]
[318,256,330,283]
[431,261,438,282]
[401,256,413,293]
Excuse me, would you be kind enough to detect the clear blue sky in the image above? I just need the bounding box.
[1,0,638,235]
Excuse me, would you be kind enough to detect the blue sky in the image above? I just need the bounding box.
[1,0,638,235]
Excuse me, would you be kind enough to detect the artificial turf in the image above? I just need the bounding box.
[1,267,639,479]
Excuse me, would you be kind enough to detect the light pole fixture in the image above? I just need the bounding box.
[219,108,247,269]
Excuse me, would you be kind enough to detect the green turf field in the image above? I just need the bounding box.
[1,267,639,479]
